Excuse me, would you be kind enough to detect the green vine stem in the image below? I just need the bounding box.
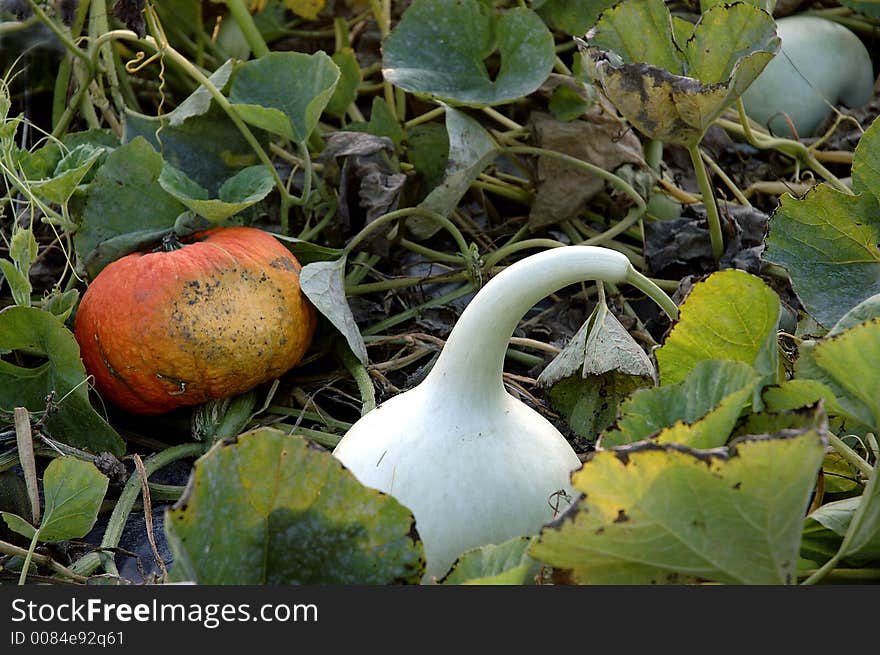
[723,99,852,195]
[342,207,479,284]
[70,442,204,577]
[687,143,724,263]
[337,342,377,415]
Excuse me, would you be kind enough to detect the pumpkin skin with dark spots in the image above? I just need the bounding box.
[74,227,317,415]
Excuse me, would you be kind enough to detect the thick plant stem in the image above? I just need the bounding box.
[687,143,724,263]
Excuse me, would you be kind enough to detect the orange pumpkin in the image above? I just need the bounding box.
[74,227,317,415]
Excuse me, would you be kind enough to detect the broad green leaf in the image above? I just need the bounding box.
[0,306,125,455]
[530,416,826,584]
[801,319,880,429]
[600,360,760,449]
[578,0,779,146]
[165,428,425,584]
[406,122,450,198]
[38,457,108,542]
[346,97,407,149]
[76,137,184,278]
[125,103,266,195]
[548,374,649,444]
[655,269,780,387]
[837,461,880,561]
[440,536,539,585]
[412,106,498,238]
[382,0,555,107]
[228,51,340,142]
[299,257,368,365]
[158,164,274,222]
[766,186,880,328]
[535,0,617,37]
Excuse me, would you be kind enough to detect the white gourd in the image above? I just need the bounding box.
[333,246,678,581]
[741,16,875,138]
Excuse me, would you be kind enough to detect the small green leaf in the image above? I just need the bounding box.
[299,257,368,365]
[382,0,555,106]
[1,512,36,540]
[412,106,498,238]
[158,164,274,222]
[799,319,880,429]
[655,269,780,388]
[0,260,31,307]
[0,306,125,456]
[539,299,655,442]
[530,412,826,584]
[165,428,425,584]
[600,360,760,449]
[440,536,539,585]
[325,48,362,118]
[229,51,340,142]
[29,144,104,205]
[38,457,108,542]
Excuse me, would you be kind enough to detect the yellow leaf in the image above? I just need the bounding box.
[284,0,325,20]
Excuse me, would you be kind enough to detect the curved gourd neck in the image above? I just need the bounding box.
[423,246,633,407]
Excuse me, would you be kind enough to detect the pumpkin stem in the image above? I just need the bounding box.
[159,233,184,252]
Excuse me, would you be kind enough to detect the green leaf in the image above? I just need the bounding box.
[829,293,880,336]
[412,106,498,238]
[167,59,236,127]
[165,428,425,584]
[382,0,555,107]
[535,0,618,37]
[298,256,368,365]
[346,97,407,149]
[655,269,780,388]
[0,306,125,456]
[600,360,760,449]
[325,48,362,118]
[125,103,266,195]
[762,379,859,427]
[158,164,274,222]
[766,186,880,329]
[29,144,104,205]
[76,137,184,278]
[229,51,340,142]
[1,512,36,540]
[798,319,880,429]
[530,413,826,584]
[38,456,108,542]
[578,0,779,146]
[0,260,31,307]
[440,536,539,585]
[539,299,655,442]
[839,0,880,18]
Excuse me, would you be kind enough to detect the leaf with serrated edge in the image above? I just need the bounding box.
[530,413,826,584]
[600,359,760,449]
